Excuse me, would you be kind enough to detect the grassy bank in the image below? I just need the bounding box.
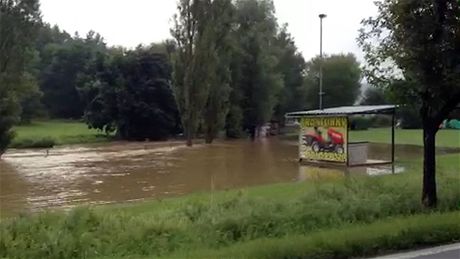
[171,212,460,259]
[349,128,460,148]
[11,121,460,149]
[282,128,459,148]
[1,154,459,259]
[11,120,110,148]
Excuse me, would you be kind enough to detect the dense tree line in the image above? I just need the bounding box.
[0,0,364,155]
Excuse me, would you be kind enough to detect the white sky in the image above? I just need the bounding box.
[40,0,377,61]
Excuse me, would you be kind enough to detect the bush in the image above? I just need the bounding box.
[10,137,56,149]
[398,106,422,129]
[371,115,392,127]
[350,117,371,130]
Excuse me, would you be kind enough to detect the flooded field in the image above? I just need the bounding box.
[0,138,456,216]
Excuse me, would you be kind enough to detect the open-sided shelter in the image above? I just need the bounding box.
[285,105,397,167]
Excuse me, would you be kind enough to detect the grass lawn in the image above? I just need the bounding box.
[1,153,459,259]
[11,120,110,148]
[349,128,460,148]
[11,121,460,149]
[169,212,460,259]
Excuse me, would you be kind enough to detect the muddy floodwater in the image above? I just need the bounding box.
[0,138,454,216]
[1,139,297,215]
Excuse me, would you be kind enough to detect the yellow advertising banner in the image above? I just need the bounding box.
[299,116,348,163]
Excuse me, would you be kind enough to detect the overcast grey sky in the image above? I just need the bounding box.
[40,0,377,61]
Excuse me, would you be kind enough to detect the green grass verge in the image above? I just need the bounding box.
[11,122,460,148]
[349,128,460,148]
[283,128,460,148]
[11,120,111,148]
[1,154,459,259]
[170,212,460,259]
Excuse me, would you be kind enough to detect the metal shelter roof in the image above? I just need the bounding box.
[285,105,396,118]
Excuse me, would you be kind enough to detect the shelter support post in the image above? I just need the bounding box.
[346,116,350,166]
[391,111,395,173]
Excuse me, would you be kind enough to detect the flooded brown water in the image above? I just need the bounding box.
[0,139,298,215]
[0,138,455,216]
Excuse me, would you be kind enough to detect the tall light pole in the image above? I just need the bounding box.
[319,13,326,110]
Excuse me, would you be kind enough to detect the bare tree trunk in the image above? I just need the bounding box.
[205,135,213,144]
[186,133,193,146]
[249,125,256,141]
[422,125,437,207]
[185,119,193,147]
[205,126,214,144]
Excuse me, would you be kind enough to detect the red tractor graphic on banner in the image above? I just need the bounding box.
[303,127,345,154]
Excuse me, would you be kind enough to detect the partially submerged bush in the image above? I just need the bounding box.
[11,137,56,149]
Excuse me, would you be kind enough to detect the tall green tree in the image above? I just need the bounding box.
[171,0,215,146]
[360,86,388,105]
[17,73,43,124]
[19,34,49,123]
[304,54,362,110]
[358,0,460,207]
[274,25,307,122]
[202,0,234,143]
[23,23,70,121]
[80,47,179,140]
[230,0,283,138]
[225,29,245,139]
[39,30,106,118]
[35,23,72,55]
[0,0,41,157]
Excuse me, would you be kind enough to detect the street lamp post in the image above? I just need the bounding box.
[319,13,326,110]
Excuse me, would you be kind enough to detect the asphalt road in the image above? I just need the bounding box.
[415,249,460,259]
[372,243,460,259]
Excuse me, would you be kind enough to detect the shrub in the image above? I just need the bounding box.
[398,106,422,129]
[350,117,371,130]
[371,115,392,127]
[10,137,56,149]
